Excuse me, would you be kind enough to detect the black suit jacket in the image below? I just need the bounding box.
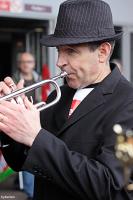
[1,64,133,200]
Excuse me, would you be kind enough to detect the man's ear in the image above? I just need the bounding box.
[98,42,111,63]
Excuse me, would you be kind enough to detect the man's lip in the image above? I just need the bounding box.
[67,73,73,76]
[61,71,75,77]
[66,73,75,78]
[64,71,74,75]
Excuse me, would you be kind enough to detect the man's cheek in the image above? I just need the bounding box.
[86,66,97,76]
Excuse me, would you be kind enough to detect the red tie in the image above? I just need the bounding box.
[68,99,81,117]
[68,88,94,117]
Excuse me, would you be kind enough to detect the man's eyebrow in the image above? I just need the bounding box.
[56,45,80,52]
[56,45,77,49]
[66,45,78,49]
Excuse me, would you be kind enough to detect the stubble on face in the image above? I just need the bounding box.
[57,44,100,89]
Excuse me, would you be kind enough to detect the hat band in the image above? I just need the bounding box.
[54,28,115,38]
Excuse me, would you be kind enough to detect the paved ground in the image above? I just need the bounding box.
[0,174,27,200]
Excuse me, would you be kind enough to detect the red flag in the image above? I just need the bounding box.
[42,64,50,101]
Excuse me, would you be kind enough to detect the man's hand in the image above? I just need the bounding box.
[0,76,41,147]
[0,97,41,147]
[0,77,14,97]
[0,77,24,98]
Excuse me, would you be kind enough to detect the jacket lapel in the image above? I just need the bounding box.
[54,87,76,133]
[56,64,121,136]
[57,86,105,135]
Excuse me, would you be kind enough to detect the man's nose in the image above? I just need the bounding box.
[56,53,67,69]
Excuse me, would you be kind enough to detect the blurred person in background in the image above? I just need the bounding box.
[13,52,42,104]
[13,52,42,200]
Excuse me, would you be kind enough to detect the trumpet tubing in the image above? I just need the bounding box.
[0,71,67,111]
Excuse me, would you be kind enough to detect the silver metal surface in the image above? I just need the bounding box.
[0,71,67,111]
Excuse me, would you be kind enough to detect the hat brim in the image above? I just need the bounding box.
[40,31,123,47]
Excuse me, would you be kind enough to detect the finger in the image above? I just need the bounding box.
[15,79,25,105]
[4,77,24,91]
[4,77,17,90]
[0,112,8,126]
[4,77,19,104]
[16,79,26,100]
[15,96,25,108]
[0,81,11,97]
[17,79,24,89]
[5,78,25,104]
[0,100,20,113]
[24,97,35,110]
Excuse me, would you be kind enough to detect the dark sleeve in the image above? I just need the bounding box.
[22,100,133,200]
[0,90,56,171]
[0,138,27,171]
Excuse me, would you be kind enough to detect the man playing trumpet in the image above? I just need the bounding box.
[0,0,133,199]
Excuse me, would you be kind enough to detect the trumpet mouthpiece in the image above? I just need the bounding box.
[60,71,68,78]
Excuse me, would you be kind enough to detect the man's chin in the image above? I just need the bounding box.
[66,80,80,89]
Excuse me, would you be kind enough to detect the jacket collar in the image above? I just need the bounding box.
[99,63,121,94]
[56,64,122,136]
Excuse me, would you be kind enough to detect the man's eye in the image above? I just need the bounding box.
[67,49,76,55]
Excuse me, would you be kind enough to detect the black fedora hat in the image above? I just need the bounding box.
[40,0,122,47]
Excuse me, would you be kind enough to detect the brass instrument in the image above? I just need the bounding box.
[113,124,133,190]
[0,71,67,111]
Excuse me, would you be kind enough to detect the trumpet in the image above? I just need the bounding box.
[0,71,68,111]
